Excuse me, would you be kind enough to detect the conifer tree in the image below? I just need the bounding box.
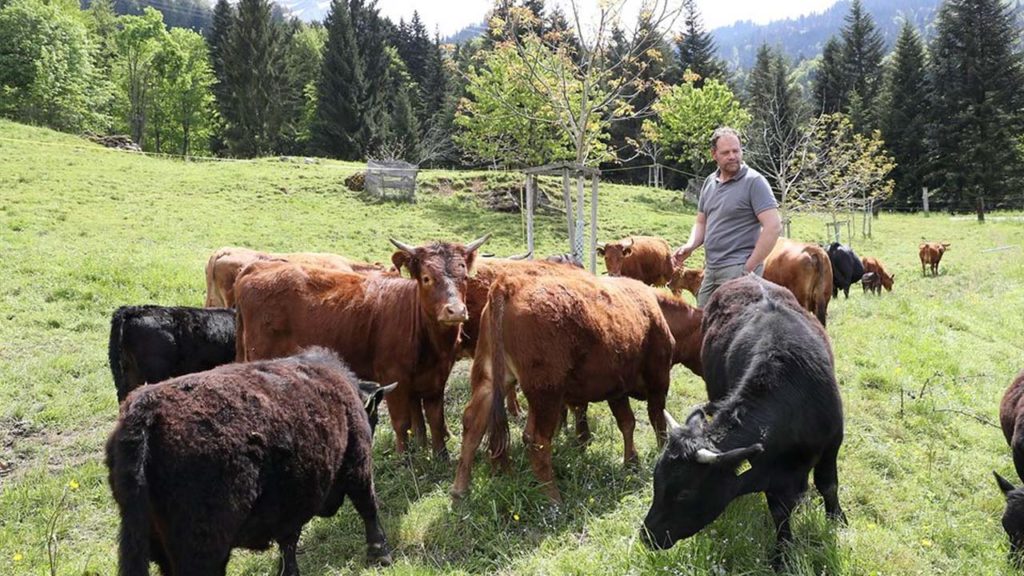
[881,21,929,209]
[813,37,846,114]
[929,0,1024,216]
[674,0,725,87]
[207,0,233,153]
[313,0,364,159]
[839,0,885,130]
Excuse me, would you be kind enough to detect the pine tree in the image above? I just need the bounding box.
[813,37,846,114]
[313,0,364,159]
[746,44,804,200]
[674,0,725,87]
[881,21,929,210]
[929,0,1024,216]
[839,0,885,130]
[350,0,389,154]
[208,0,233,153]
[220,0,290,157]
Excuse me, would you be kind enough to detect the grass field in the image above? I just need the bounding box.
[2,118,1024,575]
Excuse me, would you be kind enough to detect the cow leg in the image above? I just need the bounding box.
[765,488,804,571]
[526,403,562,503]
[607,397,638,467]
[409,397,428,450]
[345,477,392,566]
[423,395,450,462]
[277,530,301,576]
[572,403,591,446]
[814,438,847,525]
[386,388,413,454]
[843,286,850,299]
[645,393,668,448]
[506,381,522,419]
[168,549,231,576]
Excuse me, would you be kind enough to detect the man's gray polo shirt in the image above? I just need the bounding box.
[697,164,778,269]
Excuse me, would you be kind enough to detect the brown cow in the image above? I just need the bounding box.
[234,236,488,458]
[105,347,395,575]
[861,256,894,291]
[919,242,950,276]
[999,369,1024,482]
[764,238,833,326]
[668,266,704,298]
[204,247,388,308]
[453,273,677,502]
[598,236,689,295]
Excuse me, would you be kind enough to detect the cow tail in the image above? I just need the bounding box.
[234,305,246,362]
[109,307,130,402]
[108,400,155,576]
[486,288,510,461]
[204,250,219,307]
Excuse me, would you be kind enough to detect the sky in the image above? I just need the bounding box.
[374,0,842,38]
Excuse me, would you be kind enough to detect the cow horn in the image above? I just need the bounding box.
[624,237,635,248]
[465,233,491,253]
[507,249,532,260]
[664,409,681,431]
[389,238,417,254]
[695,448,719,464]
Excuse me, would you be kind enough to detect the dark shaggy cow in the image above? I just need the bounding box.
[453,273,676,502]
[641,275,845,567]
[826,242,864,298]
[998,369,1024,558]
[108,305,236,402]
[106,347,396,575]
[234,236,487,458]
[861,272,882,295]
[919,242,950,276]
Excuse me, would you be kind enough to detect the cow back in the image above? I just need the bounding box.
[764,239,832,326]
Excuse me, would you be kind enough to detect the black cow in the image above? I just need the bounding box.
[826,242,864,298]
[106,347,396,575]
[996,369,1024,560]
[108,305,236,402]
[641,275,845,568]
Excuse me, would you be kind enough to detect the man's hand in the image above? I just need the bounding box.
[672,245,694,268]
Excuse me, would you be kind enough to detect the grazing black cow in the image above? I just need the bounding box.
[861,272,882,295]
[826,242,864,298]
[106,347,396,575]
[995,472,1024,560]
[641,275,845,568]
[108,305,236,402]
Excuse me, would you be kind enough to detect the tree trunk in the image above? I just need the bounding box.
[976,195,985,222]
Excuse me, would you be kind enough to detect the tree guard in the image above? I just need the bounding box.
[523,162,601,273]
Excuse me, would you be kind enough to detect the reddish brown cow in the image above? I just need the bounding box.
[453,273,677,502]
[764,239,833,326]
[205,247,388,307]
[999,369,1024,481]
[919,242,950,276]
[861,256,894,291]
[234,236,488,458]
[598,236,689,295]
[668,266,704,298]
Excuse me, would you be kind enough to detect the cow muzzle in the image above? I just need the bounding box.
[438,303,469,325]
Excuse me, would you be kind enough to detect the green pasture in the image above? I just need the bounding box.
[1,119,1023,575]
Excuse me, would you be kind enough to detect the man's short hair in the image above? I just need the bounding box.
[711,127,742,150]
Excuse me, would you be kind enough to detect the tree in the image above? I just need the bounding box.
[313,0,363,159]
[0,0,109,132]
[284,21,325,150]
[789,113,894,223]
[673,0,725,87]
[350,0,389,152]
[220,0,293,157]
[880,21,929,210]
[746,44,807,210]
[115,7,166,145]
[150,27,216,155]
[839,0,885,130]
[644,76,750,186]
[207,0,232,152]
[455,39,575,168]
[812,37,845,115]
[929,0,1024,218]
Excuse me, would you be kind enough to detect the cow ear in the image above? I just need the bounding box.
[364,381,398,413]
[596,245,606,256]
[391,251,412,277]
[622,247,632,257]
[685,408,706,433]
[996,471,1017,496]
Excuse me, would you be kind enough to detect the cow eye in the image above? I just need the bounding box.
[421,275,432,284]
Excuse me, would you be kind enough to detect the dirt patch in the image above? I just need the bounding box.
[0,418,108,483]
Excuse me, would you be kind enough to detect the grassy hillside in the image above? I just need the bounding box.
[1,119,1023,575]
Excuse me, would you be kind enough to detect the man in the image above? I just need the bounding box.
[673,127,782,308]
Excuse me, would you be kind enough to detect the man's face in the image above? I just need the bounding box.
[711,134,742,176]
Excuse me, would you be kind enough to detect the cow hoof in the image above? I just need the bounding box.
[450,486,467,500]
[368,549,393,567]
[433,448,450,463]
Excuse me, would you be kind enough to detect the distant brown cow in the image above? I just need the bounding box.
[234,236,488,458]
[453,274,677,502]
[861,256,894,291]
[764,239,833,326]
[598,236,689,295]
[919,242,950,276]
[668,266,704,298]
[204,247,388,307]
[105,348,395,575]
